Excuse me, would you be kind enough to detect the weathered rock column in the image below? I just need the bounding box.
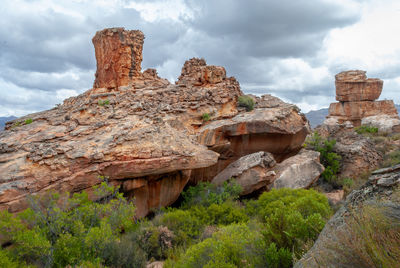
[92,27,144,89]
[324,70,400,130]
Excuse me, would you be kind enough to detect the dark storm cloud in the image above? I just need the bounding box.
[186,0,358,58]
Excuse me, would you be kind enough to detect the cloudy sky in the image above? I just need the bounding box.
[1,0,399,116]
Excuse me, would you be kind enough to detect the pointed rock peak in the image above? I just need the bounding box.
[92,27,145,89]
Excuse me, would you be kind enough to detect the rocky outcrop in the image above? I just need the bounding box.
[334,132,383,178]
[295,164,400,268]
[324,70,400,131]
[93,28,145,89]
[191,100,309,183]
[212,151,276,195]
[0,28,309,216]
[335,70,383,102]
[271,149,324,189]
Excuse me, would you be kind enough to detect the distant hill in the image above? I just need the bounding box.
[304,108,329,128]
[304,104,400,129]
[0,116,17,130]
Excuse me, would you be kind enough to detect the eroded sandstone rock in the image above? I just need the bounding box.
[324,70,400,132]
[272,149,324,189]
[212,151,276,195]
[334,132,383,178]
[93,28,144,89]
[191,102,310,183]
[0,28,309,216]
[335,70,383,102]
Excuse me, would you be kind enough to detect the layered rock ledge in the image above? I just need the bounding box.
[324,70,400,131]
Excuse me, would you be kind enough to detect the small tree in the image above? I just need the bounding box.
[305,132,341,183]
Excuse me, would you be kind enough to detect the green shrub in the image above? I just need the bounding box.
[265,243,292,268]
[238,95,255,111]
[181,180,242,209]
[139,225,174,260]
[0,182,138,267]
[355,125,379,134]
[156,209,203,246]
[201,113,211,122]
[24,118,33,125]
[246,188,331,261]
[169,224,267,268]
[98,99,110,106]
[191,201,249,226]
[305,132,341,183]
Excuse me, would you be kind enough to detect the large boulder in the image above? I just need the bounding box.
[335,70,383,102]
[328,100,398,125]
[0,28,310,217]
[272,149,324,189]
[361,114,400,133]
[212,151,276,195]
[295,164,400,268]
[334,132,383,178]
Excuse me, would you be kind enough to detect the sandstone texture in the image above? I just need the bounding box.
[191,99,309,183]
[324,70,400,131]
[93,28,145,89]
[295,164,400,268]
[0,28,309,216]
[335,70,383,102]
[334,132,383,178]
[271,149,324,189]
[324,189,344,205]
[212,151,276,195]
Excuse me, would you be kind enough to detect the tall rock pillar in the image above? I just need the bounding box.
[92,27,144,89]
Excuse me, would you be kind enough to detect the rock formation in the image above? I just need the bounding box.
[93,28,144,89]
[212,151,276,195]
[271,149,324,189]
[0,28,309,217]
[324,70,400,132]
[295,164,400,267]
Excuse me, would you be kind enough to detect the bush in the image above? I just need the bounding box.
[24,118,33,125]
[181,180,242,209]
[98,99,110,106]
[191,201,249,226]
[201,113,211,122]
[305,132,341,183]
[355,125,379,135]
[139,225,174,260]
[168,224,267,268]
[156,209,203,246]
[238,95,255,111]
[0,182,138,267]
[246,188,331,261]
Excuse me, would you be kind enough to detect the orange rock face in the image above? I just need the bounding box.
[328,100,398,124]
[335,70,383,102]
[93,28,144,89]
[325,70,400,130]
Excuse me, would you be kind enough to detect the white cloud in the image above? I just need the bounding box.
[125,0,193,22]
[322,0,400,73]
